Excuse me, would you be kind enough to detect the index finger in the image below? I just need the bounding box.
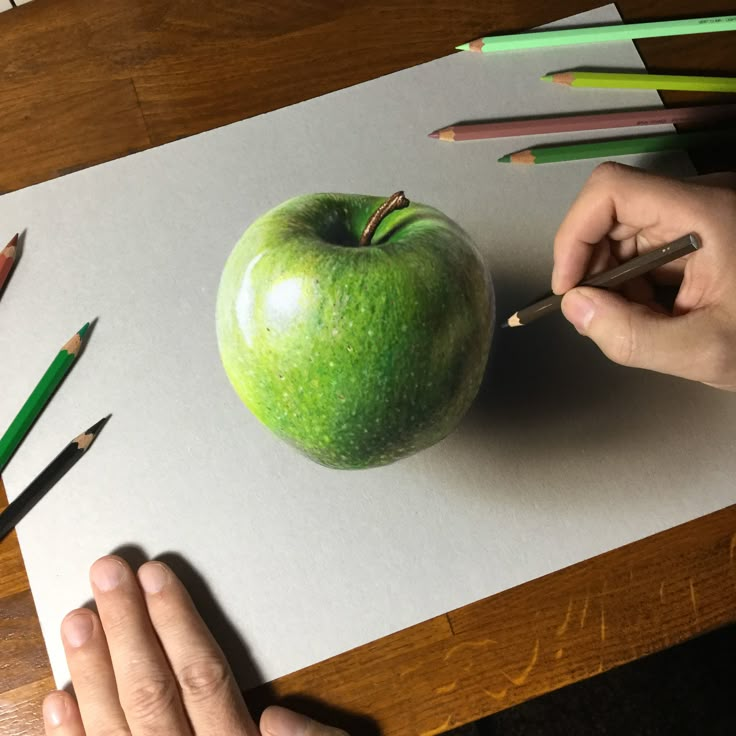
[552,163,704,293]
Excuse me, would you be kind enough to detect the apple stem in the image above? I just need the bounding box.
[358,191,410,247]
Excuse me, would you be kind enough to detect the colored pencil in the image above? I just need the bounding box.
[429,104,736,142]
[0,323,90,472]
[543,71,736,93]
[0,234,19,292]
[498,129,736,165]
[503,234,699,328]
[0,416,110,542]
[457,15,736,52]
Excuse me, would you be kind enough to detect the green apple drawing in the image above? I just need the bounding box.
[216,191,494,469]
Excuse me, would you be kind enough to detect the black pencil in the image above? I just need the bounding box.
[0,416,110,542]
[502,233,700,328]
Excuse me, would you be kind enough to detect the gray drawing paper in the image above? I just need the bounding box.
[1,6,732,687]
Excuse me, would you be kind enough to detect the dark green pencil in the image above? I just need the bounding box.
[0,416,110,542]
[0,323,90,472]
[498,129,736,164]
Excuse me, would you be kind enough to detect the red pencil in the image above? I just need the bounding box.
[429,103,736,142]
[0,234,19,292]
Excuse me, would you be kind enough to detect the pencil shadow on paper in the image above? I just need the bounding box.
[543,65,645,74]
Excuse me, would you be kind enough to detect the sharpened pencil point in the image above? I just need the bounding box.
[8,234,19,248]
[540,74,553,81]
[498,154,511,163]
[77,322,91,339]
[455,42,471,51]
[428,131,440,139]
[86,415,112,437]
[500,321,509,329]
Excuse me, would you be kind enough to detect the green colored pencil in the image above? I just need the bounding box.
[0,323,90,471]
[543,71,736,93]
[457,15,736,52]
[498,129,736,165]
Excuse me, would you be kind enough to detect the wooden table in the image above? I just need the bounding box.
[1,2,735,734]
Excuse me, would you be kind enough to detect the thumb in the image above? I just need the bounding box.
[260,706,349,736]
[561,287,716,382]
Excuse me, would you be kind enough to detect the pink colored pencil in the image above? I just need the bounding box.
[0,234,19,292]
[428,103,736,142]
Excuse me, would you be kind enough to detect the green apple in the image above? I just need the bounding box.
[216,191,493,469]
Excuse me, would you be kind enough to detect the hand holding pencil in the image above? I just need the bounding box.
[551,163,736,391]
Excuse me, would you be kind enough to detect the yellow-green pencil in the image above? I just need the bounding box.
[544,71,736,94]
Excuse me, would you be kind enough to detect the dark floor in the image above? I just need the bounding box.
[447,625,735,736]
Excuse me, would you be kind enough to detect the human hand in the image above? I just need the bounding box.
[552,162,736,391]
[43,555,347,736]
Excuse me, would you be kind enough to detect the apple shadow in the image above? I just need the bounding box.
[428,250,718,510]
[471,266,636,438]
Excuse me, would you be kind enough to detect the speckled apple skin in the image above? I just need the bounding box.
[216,193,494,469]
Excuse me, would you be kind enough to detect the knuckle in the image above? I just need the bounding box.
[177,656,231,702]
[126,674,177,723]
[96,728,132,736]
[606,313,638,367]
[702,327,736,385]
[101,609,130,633]
[713,185,736,215]
[590,160,624,182]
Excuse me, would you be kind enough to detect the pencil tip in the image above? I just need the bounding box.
[540,74,552,81]
[498,155,511,163]
[77,322,91,339]
[87,415,112,436]
[500,321,509,329]
[428,131,440,139]
[455,43,471,51]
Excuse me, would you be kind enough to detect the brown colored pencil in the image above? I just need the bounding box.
[428,104,736,142]
[0,234,19,292]
[503,233,699,328]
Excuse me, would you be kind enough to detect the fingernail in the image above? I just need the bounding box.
[43,692,67,727]
[138,562,169,594]
[63,612,94,648]
[91,557,125,591]
[263,706,312,736]
[562,291,595,334]
[551,269,562,294]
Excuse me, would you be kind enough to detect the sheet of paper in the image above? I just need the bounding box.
[1,5,731,688]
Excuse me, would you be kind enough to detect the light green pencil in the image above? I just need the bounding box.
[543,71,736,93]
[457,15,736,52]
[498,129,736,165]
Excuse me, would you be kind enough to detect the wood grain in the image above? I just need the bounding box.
[1,1,735,734]
[246,506,736,735]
